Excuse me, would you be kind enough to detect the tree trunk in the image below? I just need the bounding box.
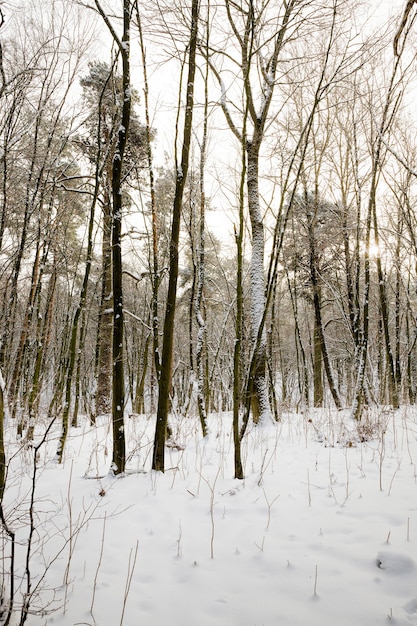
[351,185,372,421]
[306,199,342,410]
[95,198,113,417]
[195,35,209,438]
[152,0,199,472]
[9,240,41,421]
[246,141,270,422]
[285,266,309,408]
[110,0,131,475]
[0,368,5,502]
[27,262,57,426]
[57,194,97,462]
[135,2,161,385]
[372,204,399,409]
[313,310,323,407]
[233,143,246,479]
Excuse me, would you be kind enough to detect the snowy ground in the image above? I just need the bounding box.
[1,406,417,625]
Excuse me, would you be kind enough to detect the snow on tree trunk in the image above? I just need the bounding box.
[247,144,270,424]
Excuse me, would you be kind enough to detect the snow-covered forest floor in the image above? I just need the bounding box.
[2,406,417,625]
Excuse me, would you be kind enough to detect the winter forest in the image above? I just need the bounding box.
[2,0,417,624]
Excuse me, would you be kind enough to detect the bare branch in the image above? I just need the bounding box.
[394,0,417,56]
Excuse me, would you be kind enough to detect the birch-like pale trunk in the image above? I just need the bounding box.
[246,141,269,422]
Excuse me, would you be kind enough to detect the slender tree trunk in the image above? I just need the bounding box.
[136,2,161,384]
[72,307,88,428]
[351,189,372,420]
[25,245,51,440]
[134,327,150,414]
[305,197,342,410]
[352,48,405,419]
[9,240,42,420]
[57,195,97,461]
[152,0,199,472]
[394,212,402,400]
[93,0,132,474]
[110,2,131,475]
[267,273,280,420]
[48,307,71,419]
[406,305,417,404]
[372,204,399,408]
[246,141,270,422]
[195,30,209,438]
[27,262,57,426]
[285,265,309,408]
[313,309,323,407]
[95,197,113,417]
[233,141,246,479]
[0,368,5,502]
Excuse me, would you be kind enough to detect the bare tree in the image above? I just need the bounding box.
[207,0,303,423]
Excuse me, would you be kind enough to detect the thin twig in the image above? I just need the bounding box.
[120,541,139,626]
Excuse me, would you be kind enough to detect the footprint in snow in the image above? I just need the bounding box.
[376,550,416,574]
